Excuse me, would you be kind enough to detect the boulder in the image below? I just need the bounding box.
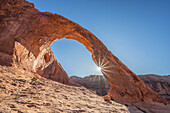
[104,95,111,101]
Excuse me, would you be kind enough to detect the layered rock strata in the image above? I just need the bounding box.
[139,74,170,102]
[71,75,110,96]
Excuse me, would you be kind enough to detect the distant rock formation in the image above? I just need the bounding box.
[138,74,170,102]
[71,75,110,96]
[0,0,167,104]
[71,74,170,102]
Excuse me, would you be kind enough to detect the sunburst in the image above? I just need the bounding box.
[88,54,114,76]
[95,54,115,80]
[97,54,112,72]
[97,66,102,71]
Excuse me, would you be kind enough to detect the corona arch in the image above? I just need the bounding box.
[0,0,167,104]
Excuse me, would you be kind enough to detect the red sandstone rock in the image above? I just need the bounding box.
[104,95,111,101]
[0,0,168,104]
[138,74,170,95]
[139,74,170,102]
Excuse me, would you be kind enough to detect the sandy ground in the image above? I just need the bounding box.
[0,66,129,113]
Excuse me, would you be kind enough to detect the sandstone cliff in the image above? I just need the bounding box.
[0,0,167,104]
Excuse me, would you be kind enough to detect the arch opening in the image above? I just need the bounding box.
[50,38,103,77]
[50,38,111,96]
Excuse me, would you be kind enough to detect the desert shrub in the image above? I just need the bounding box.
[31,77,38,84]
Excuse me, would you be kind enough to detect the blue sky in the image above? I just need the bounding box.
[27,0,170,77]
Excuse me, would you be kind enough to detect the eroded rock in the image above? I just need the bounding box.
[72,75,170,103]
[0,0,167,104]
[139,74,170,102]
[0,65,130,113]
[71,75,110,96]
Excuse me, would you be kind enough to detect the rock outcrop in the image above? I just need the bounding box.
[0,0,167,104]
[139,74,170,102]
[71,75,110,96]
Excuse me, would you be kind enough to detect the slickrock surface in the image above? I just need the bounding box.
[0,66,129,113]
[0,0,167,103]
[71,75,110,96]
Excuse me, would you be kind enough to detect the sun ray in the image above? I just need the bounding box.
[102,65,114,69]
[98,53,101,66]
[100,56,106,66]
[102,71,113,80]
[101,61,110,67]
[103,69,113,73]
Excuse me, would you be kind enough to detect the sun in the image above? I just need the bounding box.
[97,66,102,71]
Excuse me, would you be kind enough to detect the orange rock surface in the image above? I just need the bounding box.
[0,0,168,104]
[104,95,111,101]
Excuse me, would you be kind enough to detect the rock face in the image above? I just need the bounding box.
[13,41,78,86]
[71,75,110,96]
[139,74,170,102]
[0,0,167,104]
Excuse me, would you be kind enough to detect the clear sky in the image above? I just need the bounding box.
[27,0,170,77]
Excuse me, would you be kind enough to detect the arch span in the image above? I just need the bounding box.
[0,0,167,104]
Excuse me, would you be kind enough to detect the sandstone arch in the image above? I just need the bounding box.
[0,0,167,104]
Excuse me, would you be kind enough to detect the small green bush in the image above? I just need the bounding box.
[31,77,38,84]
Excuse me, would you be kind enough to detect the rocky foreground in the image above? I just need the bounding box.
[0,66,170,113]
[0,65,130,113]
